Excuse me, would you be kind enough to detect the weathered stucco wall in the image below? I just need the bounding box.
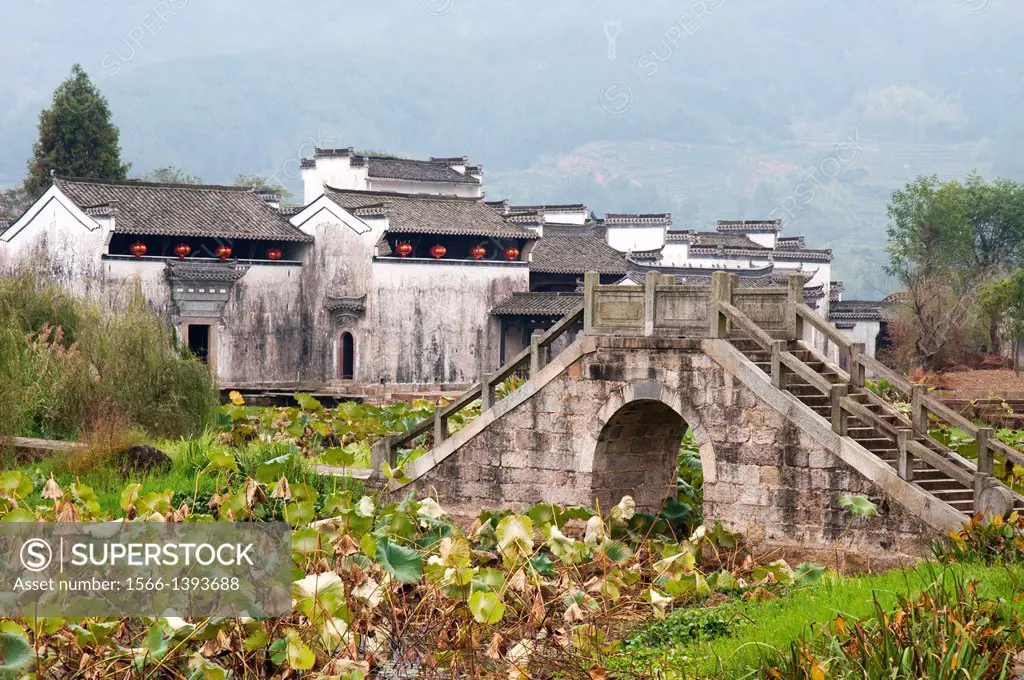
[401,337,933,569]
[2,190,530,389]
[369,260,529,386]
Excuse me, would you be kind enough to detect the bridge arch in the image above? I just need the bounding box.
[581,380,716,513]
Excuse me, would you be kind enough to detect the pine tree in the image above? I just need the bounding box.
[24,64,130,198]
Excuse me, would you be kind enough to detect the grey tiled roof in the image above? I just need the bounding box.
[54,177,313,242]
[777,236,805,250]
[491,292,583,317]
[326,188,537,240]
[689,230,832,262]
[359,156,480,185]
[716,219,782,233]
[691,232,766,249]
[830,280,844,302]
[164,261,250,282]
[829,300,888,321]
[530,235,627,275]
[325,294,367,314]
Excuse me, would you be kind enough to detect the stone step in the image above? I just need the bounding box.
[854,438,895,451]
[915,478,965,491]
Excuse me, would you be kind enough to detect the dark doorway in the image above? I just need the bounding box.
[187,324,211,363]
[340,332,355,380]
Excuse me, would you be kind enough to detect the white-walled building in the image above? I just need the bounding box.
[1,165,534,394]
[300,148,483,205]
[1,143,888,392]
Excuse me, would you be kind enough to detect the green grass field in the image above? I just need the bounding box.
[610,561,1024,678]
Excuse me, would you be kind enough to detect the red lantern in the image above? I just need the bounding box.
[503,247,520,262]
[174,243,191,260]
[430,244,447,260]
[469,245,486,260]
[396,242,413,258]
[266,248,283,261]
[129,242,148,259]
[215,246,233,262]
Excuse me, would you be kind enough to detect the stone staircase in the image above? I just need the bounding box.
[725,320,1024,521]
[729,337,985,515]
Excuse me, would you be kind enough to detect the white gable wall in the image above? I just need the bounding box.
[745,232,777,249]
[606,226,666,253]
[660,242,689,266]
[542,209,589,225]
[0,186,109,297]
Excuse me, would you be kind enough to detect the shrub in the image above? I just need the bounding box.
[934,512,1024,565]
[63,405,148,475]
[0,270,217,441]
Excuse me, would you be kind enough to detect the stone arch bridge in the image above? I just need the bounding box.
[366,272,1021,567]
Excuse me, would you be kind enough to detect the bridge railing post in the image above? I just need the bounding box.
[977,427,994,476]
[710,271,730,338]
[896,428,914,482]
[434,409,448,445]
[848,342,866,388]
[644,271,658,336]
[583,271,599,334]
[530,332,545,376]
[787,274,804,341]
[370,435,397,476]
[481,373,495,411]
[770,340,787,389]
[910,384,927,434]
[830,384,848,435]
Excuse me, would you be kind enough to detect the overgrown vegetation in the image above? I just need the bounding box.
[884,172,1024,371]
[0,270,217,441]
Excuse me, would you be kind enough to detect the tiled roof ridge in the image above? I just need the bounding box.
[314,147,355,158]
[55,176,251,193]
[509,203,588,212]
[716,219,782,232]
[689,245,832,261]
[324,186,484,203]
[428,156,469,164]
[605,213,672,222]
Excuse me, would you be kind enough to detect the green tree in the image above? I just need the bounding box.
[1001,270,1024,372]
[140,166,204,185]
[232,174,292,201]
[23,64,130,198]
[886,173,1024,367]
[886,173,1024,287]
[0,187,30,222]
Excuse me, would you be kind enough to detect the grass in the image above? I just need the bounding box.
[610,561,1024,678]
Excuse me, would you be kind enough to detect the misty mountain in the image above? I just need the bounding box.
[3,0,1022,296]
